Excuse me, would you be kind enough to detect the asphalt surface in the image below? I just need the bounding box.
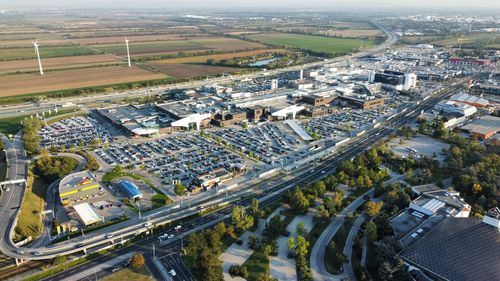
[0,132,28,259]
[33,76,471,281]
[156,253,196,281]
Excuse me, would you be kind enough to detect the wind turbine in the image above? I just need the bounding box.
[33,40,44,75]
[125,38,131,67]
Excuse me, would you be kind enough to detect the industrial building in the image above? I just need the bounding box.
[59,171,103,206]
[399,207,500,281]
[390,189,471,248]
[117,181,143,200]
[433,100,477,117]
[461,115,500,140]
[72,202,103,226]
[470,83,500,95]
[368,70,417,91]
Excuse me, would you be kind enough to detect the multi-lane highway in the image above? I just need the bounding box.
[0,20,397,119]
[0,20,401,263]
[35,78,470,281]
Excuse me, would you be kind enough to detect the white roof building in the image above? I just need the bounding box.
[434,100,477,117]
[73,202,103,226]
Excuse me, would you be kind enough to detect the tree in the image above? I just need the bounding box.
[214,222,226,237]
[366,220,377,242]
[52,256,67,266]
[113,165,122,173]
[231,206,254,232]
[290,189,310,214]
[295,221,306,237]
[251,198,260,219]
[174,182,186,196]
[365,200,384,217]
[314,204,331,225]
[262,244,273,257]
[287,237,295,253]
[263,215,285,241]
[130,252,145,269]
[0,139,3,151]
[248,234,258,249]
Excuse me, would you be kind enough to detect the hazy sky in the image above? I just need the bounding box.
[2,0,500,10]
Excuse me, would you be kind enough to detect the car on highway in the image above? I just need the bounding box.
[167,234,175,239]
[174,225,182,231]
[143,222,152,227]
[106,234,114,239]
[5,187,9,192]
[111,267,121,273]
[169,269,177,276]
[33,251,43,256]
[16,249,24,255]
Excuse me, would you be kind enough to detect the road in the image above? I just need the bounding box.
[28,77,471,281]
[0,132,28,261]
[0,20,398,119]
[0,68,471,266]
[29,152,87,248]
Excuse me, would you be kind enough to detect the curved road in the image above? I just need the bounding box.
[0,22,402,261]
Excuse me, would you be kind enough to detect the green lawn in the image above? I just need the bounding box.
[0,108,80,136]
[0,45,100,61]
[246,33,372,55]
[242,250,269,281]
[101,265,153,281]
[15,169,48,242]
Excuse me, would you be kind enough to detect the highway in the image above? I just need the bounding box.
[0,20,398,119]
[33,77,469,281]
[0,20,399,262]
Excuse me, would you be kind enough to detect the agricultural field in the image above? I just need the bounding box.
[146,63,238,79]
[0,45,101,61]
[0,65,165,97]
[151,48,288,64]
[72,34,210,45]
[0,54,123,74]
[93,37,265,57]
[316,29,383,38]
[401,32,500,48]
[246,33,372,55]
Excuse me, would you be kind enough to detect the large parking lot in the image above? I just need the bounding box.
[96,134,249,192]
[40,116,112,149]
[303,108,385,139]
[208,123,305,164]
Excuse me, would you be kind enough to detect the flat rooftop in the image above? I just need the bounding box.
[461,115,500,135]
[59,171,100,195]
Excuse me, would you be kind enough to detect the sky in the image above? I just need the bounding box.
[2,0,500,10]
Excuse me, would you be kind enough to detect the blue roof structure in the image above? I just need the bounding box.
[118,181,143,199]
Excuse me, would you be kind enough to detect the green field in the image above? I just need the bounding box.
[15,169,48,241]
[0,45,100,61]
[94,38,263,56]
[246,33,372,55]
[402,32,500,48]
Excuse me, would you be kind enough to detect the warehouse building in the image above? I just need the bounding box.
[117,180,143,201]
[72,202,103,226]
[59,171,103,206]
[461,115,500,140]
[399,207,500,281]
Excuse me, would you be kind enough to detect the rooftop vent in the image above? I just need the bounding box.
[482,207,500,229]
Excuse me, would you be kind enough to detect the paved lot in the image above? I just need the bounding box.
[388,134,449,163]
[269,212,314,281]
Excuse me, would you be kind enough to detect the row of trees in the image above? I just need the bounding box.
[185,225,226,281]
[22,118,43,155]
